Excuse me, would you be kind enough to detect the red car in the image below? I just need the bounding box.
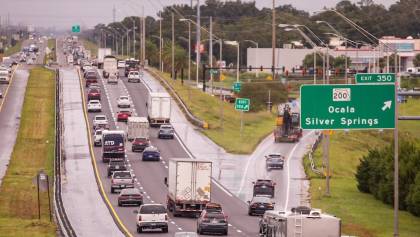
[131,137,150,152]
[117,110,132,122]
[87,88,101,101]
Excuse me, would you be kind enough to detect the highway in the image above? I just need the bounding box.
[80,66,260,236]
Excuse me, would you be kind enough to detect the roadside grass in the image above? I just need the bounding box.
[0,67,56,236]
[304,99,420,237]
[151,68,277,154]
[81,39,98,56]
[3,41,22,57]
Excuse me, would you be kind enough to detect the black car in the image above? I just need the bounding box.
[158,125,175,139]
[248,196,275,216]
[131,137,150,152]
[196,211,228,235]
[142,146,160,161]
[107,161,128,177]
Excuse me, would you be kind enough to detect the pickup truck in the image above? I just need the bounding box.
[111,171,134,193]
[135,204,168,233]
[94,129,103,146]
[107,161,128,177]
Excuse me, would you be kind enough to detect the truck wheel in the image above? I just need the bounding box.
[223,230,228,236]
[111,188,114,193]
[162,227,168,233]
[118,201,122,207]
[137,226,142,233]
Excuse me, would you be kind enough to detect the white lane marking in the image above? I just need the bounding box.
[170,221,175,224]
[151,200,155,203]
[147,196,151,199]
[212,179,233,197]
[228,224,232,227]
[165,165,168,169]
[236,229,242,233]
[178,228,182,231]
[284,130,315,210]
[237,145,259,195]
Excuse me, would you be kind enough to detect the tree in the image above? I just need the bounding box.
[162,41,188,73]
[413,54,420,67]
[302,52,334,68]
[333,55,352,69]
[237,82,287,112]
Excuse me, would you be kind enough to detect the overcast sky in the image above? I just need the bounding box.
[0,0,397,30]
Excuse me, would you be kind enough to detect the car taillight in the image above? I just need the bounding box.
[138,216,142,221]
[267,204,274,208]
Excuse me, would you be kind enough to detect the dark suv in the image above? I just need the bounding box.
[253,179,276,198]
[107,161,128,177]
[196,211,228,235]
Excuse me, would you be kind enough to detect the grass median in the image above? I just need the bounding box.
[3,41,22,57]
[47,39,56,62]
[0,67,56,237]
[304,99,420,237]
[150,68,277,154]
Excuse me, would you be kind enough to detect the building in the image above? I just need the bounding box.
[246,36,420,73]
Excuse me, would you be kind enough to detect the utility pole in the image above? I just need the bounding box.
[393,51,399,237]
[142,11,146,64]
[139,17,142,63]
[172,12,175,79]
[113,5,116,22]
[132,20,135,59]
[159,15,163,71]
[272,0,276,80]
[314,48,316,84]
[210,16,213,94]
[196,0,201,87]
[324,45,331,196]
[188,21,191,80]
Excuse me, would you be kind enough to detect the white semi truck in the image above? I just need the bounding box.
[166,159,212,217]
[97,48,112,69]
[103,55,118,78]
[147,92,171,127]
[127,117,149,141]
[259,207,341,237]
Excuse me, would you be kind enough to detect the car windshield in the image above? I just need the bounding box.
[268,154,282,159]
[121,188,140,195]
[140,205,166,214]
[204,213,226,222]
[90,101,99,104]
[95,130,102,135]
[110,161,125,167]
[252,196,271,203]
[119,96,128,100]
[161,125,172,130]
[114,172,131,179]
[96,116,106,120]
[134,138,147,142]
[120,110,130,113]
[130,72,139,75]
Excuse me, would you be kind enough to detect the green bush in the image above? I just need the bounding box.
[356,138,420,216]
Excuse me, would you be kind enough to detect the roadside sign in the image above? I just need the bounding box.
[300,84,395,130]
[355,73,395,84]
[72,25,80,33]
[235,98,250,111]
[232,82,242,92]
[209,69,218,75]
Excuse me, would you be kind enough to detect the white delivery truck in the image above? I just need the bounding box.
[127,117,149,141]
[103,55,118,78]
[259,208,341,237]
[97,48,112,69]
[147,92,171,127]
[166,159,212,217]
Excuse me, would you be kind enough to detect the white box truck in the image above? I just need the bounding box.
[259,208,341,237]
[97,48,112,69]
[103,55,118,78]
[127,117,149,141]
[147,92,171,127]
[166,159,212,217]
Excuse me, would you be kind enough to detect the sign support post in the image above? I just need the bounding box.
[394,80,399,237]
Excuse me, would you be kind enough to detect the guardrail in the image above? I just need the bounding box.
[54,69,77,237]
[307,132,323,175]
[146,68,207,128]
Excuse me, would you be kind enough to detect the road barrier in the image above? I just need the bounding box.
[54,69,77,237]
[307,132,323,175]
[146,68,207,128]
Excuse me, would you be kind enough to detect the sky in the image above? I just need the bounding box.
[0,0,397,30]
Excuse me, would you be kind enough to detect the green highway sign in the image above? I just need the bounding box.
[72,25,80,33]
[232,82,242,92]
[355,73,395,84]
[209,69,218,75]
[300,84,395,130]
[235,98,250,111]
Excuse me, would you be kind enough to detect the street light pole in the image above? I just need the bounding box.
[188,21,191,81]
[196,0,201,87]
[272,0,276,80]
[236,43,239,82]
[159,16,162,71]
[172,12,175,79]
[210,16,213,94]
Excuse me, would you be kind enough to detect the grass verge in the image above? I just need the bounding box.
[3,41,22,57]
[0,67,56,237]
[151,68,277,154]
[81,39,98,56]
[47,39,56,62]
[304,99,420,237]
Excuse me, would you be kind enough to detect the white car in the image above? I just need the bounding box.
[117,60,126,68]
[135,204,168,233]
[127,71,141,83]
[87,100,102,112]
[107,74,118,84]
[94,129,103,146]
[93,115,108,129]
[117,96,130,108]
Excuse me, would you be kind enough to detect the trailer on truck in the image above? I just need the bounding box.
[166,159,212,217]
[97,48,112,69]
[147,92,171,127]
[103,55,118,78]
[274,103,302,143]
[127,117,149,141]
[102,130,125,162]
[259,207,341,237]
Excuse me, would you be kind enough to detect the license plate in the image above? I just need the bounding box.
[260,205,265,208]
[151,223,156,226]
[115,166,119,169]
[121,185,125,188]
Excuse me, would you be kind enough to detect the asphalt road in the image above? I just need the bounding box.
[82,68,260,236]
